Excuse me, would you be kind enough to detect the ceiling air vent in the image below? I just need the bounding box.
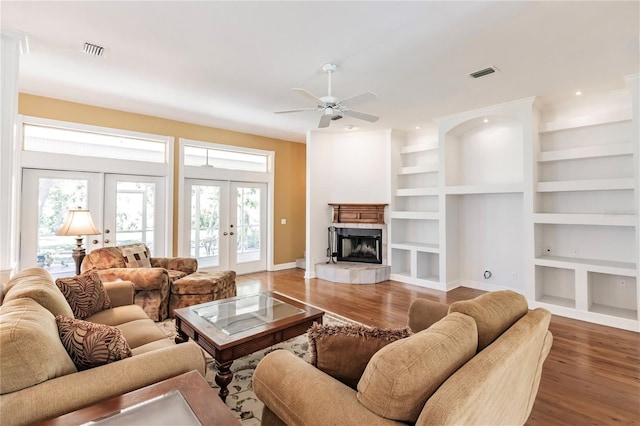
[469,66,498,79]
[82,42,105,57]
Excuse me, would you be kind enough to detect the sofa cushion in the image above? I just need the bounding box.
[56,272,112,319]
[3,267,74,318]
[448,290,529,351]
[121,243,152,268]
[85,246,127,269]
[357,313,478,423]
[308,323,412,389]
[0,298,77,394]
[56,316,132,370]
[85,304,150,327]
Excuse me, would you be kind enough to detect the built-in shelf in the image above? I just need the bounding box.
[538,142,633,162]
[536,295,576,309]
[390,211,439,220]
[536,178,635,192]
[400,140,438,154]
[533,213,636,226]
[395,187,439,197]
[589,304,638,321]
[535,255,636,275]
[444,183,524,195]
[391,242,440,253]
[398,163,438,175]
[539,111,632,133]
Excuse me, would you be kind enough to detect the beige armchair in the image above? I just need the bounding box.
[81,243,197,321]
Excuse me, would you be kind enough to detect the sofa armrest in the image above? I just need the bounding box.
[408,298,450,332]
[95,268,169,291]
[254,350,402,426]
[103,280,135,307]
[150,257,198,274]
[0,341,206,425]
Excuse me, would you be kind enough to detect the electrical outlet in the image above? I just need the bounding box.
[512,272,517,280]
[620,280,626,287]
[572,248,579,257]
[545,247,552,255]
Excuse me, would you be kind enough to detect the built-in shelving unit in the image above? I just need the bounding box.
[386,81,639,332]
[389,129,441,289]
[532,88,638,331]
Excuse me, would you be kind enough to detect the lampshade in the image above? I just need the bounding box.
[56,209,100,236]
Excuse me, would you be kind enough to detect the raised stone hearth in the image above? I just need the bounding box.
[316,262,390,284]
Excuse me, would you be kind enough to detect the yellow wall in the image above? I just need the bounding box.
[18,93,306,265]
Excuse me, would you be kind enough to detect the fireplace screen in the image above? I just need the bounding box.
[334,228,382,264]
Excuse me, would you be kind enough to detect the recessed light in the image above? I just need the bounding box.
[575,91,582,96]
[415,126,420,130]
[346,125,355,130]
[483,119,489,123]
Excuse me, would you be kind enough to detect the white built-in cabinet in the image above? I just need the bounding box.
[388,80,639,332]
[532,88,638,331]
[389,130,442,289]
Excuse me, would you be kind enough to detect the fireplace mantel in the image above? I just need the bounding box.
[328,203,387,224]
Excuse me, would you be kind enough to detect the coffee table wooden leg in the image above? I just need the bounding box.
[175,327,188,344]
[214,360,234,402]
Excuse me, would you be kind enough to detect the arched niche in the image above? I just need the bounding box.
[444,115,524,187]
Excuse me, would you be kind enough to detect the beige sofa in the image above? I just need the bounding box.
[0,267,207,425]
[254,290,553,426]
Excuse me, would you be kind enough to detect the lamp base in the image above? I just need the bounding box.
[72,236,86,276]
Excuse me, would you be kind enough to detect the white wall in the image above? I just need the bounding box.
[305,129,390,277]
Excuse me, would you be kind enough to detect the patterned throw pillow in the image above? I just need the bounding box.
[55,272,111,319]
[56,316,132,370]
[121,244,152,268]
[308,323,412,389]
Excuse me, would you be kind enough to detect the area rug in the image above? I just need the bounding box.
[156,312,355,425]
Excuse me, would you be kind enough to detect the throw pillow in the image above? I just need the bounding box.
[121,244,152,268]
[308,323,412,389]
[357,313,478,423]
[448,290,528,351]
[56,316,132,371]
[55,272,111,319]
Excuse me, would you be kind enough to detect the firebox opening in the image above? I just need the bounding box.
[334,227,382,264]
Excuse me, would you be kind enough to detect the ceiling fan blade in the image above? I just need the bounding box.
[292,88,323,105]
[274,108,318,114]
[343,109,379,123]
[318,114,332,128]
[340,91,378,107]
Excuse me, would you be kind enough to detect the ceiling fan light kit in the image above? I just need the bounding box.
[275,63,379,128]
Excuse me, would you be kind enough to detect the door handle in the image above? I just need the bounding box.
[223,232,228,236]
[104,239,110,244]
[229,232,234,235]
[92,239,99,244]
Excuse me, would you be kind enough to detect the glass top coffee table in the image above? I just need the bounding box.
[173,291,324,401]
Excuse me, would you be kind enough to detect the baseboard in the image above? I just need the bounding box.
[269,262,297,271]
[458,280,526,296]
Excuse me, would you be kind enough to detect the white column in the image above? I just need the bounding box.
[1,30,28,284]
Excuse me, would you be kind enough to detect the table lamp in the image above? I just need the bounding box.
[56,208,101,275]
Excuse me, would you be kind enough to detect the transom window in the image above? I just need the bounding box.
[23,124,167,163]
[184,146,268,172]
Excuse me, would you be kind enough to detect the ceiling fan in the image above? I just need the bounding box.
[275,63,379,128]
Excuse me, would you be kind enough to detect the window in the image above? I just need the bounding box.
[23,124,167,163]
[183,146,268,172]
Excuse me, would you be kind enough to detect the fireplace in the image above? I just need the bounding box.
[333,227,383,264]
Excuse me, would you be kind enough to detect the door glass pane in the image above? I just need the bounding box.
[115,182,156,253]
[236,186,261,263]
[191,185,220,267]
[37,178,88,276]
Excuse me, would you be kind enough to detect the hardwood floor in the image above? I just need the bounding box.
[237,268,640,425]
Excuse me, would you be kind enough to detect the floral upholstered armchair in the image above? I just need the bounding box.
[81,243,197,321]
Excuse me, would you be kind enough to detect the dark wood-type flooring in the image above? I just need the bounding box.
[237,268,640,425]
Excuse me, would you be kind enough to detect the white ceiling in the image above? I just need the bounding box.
[2,1,638,143]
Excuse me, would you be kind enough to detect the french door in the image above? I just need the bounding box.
[20,169,165,278]
[185,179,267,274]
